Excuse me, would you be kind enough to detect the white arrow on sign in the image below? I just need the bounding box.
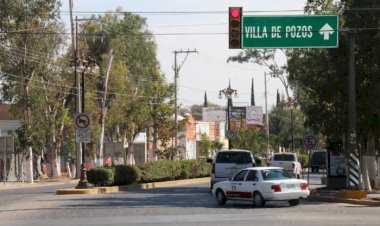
[319,23,334,40]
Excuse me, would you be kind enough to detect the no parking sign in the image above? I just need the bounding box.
[303,135,317,149]
[75,113,92,143]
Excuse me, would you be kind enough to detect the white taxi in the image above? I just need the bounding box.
[211,167,310,207]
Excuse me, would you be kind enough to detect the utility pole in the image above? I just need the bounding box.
[74,16,82,178]
[173,49,198,149]
[69,0,82,179]
[264,72,270,157]
[291,109,294,152]
[99,49,114,166]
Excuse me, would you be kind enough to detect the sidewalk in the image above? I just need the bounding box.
[308,185,380,206]
[0,177,79,190]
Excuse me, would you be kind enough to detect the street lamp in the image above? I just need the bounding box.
[219,81,238,149]
[72,52,98,189]
[69,16,100,188]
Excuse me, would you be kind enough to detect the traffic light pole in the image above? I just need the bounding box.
[347,31,361,190]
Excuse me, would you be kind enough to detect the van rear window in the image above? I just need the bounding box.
[216,152,252,164]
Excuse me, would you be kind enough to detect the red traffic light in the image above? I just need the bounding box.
[230,9,240,18]
[229,7,242,49]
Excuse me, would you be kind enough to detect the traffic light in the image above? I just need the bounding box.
[229,7,242,49]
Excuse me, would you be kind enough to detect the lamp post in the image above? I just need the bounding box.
[71,17,99,188]
[219,81,238,149]
[73,53,98,189]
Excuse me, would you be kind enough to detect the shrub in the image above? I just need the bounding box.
[87,167,114,186]
[114,165,140,185]
[298,154,309,168]
[138,160,181,182]
[138,159,211,183]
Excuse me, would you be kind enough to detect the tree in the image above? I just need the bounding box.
[80,9,173,165]
[0,0,67,180]
[197,133,224,158]
[203,92,208,107]
[228,49,292,102]
[269,106,306,153]
[232,128,266,157]
[287,0,380,189]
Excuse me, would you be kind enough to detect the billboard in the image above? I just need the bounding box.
[202,107,226,122]
[229,107,246,121]
[246,106,263,125]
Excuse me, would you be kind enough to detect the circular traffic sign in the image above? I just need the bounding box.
[76,114,90,129]
[226,130,235,140]
[303,135,317,149]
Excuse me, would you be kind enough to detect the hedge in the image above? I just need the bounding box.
[138,159,211,183]
[114,165,140,185]
[87,167,114,186]
[87,159,211,186]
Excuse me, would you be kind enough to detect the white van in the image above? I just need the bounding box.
[210,149,256,191]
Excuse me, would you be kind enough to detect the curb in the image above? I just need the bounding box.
[56,177,210,195]
[307,195,380,206]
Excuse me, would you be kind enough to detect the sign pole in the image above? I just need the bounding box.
[3,136,6,185]
[307,149,311,184]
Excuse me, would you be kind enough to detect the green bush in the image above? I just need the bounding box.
[87,160,212,186]
[87,167,114,186]
[114,165,140,185]
[298,154,309,168]
[138,159,211,183]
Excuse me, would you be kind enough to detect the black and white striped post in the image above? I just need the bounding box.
[347,31,360,189]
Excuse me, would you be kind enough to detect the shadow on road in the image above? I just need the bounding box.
[48,185,321,210]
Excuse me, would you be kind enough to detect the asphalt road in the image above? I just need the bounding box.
[0,178,379,226]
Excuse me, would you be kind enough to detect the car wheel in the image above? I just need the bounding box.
[253,191,265,207]
[216,189,227,206]
[288,199,300,206]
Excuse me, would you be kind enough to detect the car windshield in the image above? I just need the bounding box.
[261,169,292,180]
[273,154,295,161]
[216,152,252,164]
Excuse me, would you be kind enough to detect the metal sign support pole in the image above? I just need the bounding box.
[3,137,6,185]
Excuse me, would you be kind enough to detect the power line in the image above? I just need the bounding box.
[58,8,380,15]
[0,71,167,100]
[2,27,380,36]
[3,79,171,105]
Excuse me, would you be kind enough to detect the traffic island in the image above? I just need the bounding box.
[56,177,210,195]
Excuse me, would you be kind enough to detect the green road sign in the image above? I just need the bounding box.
[242,15,339,48]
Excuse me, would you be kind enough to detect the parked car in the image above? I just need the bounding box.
[310,151,327,173]
[268,153,302,178]
[212,167,310,207]
[210,149,256,191]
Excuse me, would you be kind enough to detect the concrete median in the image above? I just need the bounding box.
[56,177,210,195]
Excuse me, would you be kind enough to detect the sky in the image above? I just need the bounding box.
[59,0,307,112]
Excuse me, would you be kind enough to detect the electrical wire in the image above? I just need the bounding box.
[58,8,380,15]
[3,79,172,105]
[2,27,380,36]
